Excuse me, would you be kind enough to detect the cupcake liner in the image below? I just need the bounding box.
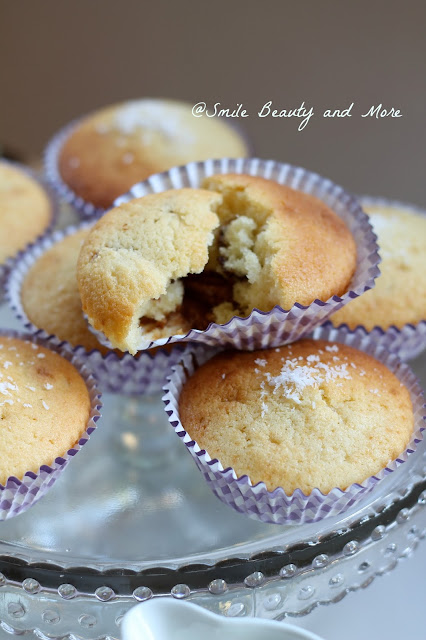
[163,327,425,525]
[319,320,426,362]
[0,328,102,520]
[88,158,379,353]
[6,222,187,396]
[327,196,426,361]
[0,160,59,304]
[43,116,254,220]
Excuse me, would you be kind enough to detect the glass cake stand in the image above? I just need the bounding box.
[0,302,425,640]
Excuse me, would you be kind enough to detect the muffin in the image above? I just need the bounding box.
[0,162,52,265]
[20,227,107,352]
[77,175,357,354]
[178,340,414,494]
[330,202,426,330]
[55,98,249,210]
[7,225,192,396]
[0,335,91,485]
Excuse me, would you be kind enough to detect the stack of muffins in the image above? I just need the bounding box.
[1,97,425,523]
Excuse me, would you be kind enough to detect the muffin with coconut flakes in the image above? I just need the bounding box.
[178,339,414,495]
[0,335,91,484]
[57,98,249,210]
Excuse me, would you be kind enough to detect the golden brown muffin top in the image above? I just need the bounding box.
[331,204,426,330]
[179,340,414,494]
[203,173,357,315]
[77,175,356,354]
[21,229,107,353]
[0,163,52,263]
[0,336,91,484]
[77,189,222,353]
[58,99,249,209]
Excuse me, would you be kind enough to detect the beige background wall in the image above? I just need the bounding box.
[1,0,425,204]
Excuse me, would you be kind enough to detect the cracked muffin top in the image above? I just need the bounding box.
[77,174,357,354]
[178,340,414,494]
[0,336,90,484]
[331,202,426,330]
[0,162,52,264]
[58,98,249,209]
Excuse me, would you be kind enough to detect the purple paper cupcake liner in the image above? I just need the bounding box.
[326,196,426,361]
[87,158,379,353]
[43,115,254,220]
[163,327,425,525]
[0,160,59,304]
[0,328,102,520]
[6,222,188,396]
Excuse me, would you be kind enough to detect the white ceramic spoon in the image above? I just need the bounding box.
[121,599,326,640]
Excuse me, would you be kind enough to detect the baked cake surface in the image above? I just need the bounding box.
[0,163,51,263]
[21,229,107,352]
[331,204,426,330]
[58,98,249,209]
[77,175,356,354]
[179,340,414,494]
[0,336,90,484]
[77,189,221,353]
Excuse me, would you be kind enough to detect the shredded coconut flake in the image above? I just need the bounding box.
[113,101,195,143]
[95,122,109,134]
[44,383,53,390]
[68,157,80,169]
[254,358,267,368]
[42,401,49,410]
[325,345,339,353]
[0,381,17,396]
[261,355,351,405]
[37,353,46,359]
[122,152,134,164]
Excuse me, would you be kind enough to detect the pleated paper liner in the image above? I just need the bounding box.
[326,196,426,361]
[6,223,188,396]
[0,329,102,520]
[0,160,59,304]
[89,157,380,353]
[163,326,425,525]
[43,115,254,220]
